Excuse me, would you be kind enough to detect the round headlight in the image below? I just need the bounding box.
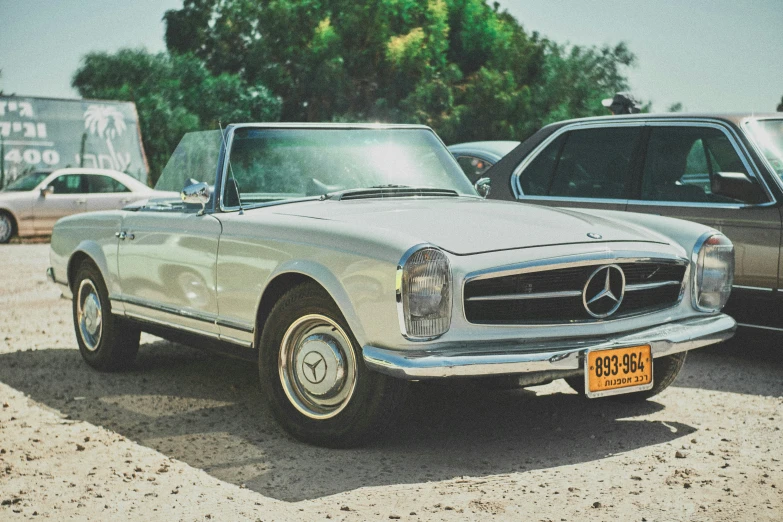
[397,247,452,339]
[692,233,734,312]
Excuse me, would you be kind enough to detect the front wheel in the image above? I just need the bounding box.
[565,352,687,401]
[73,261,140,371]
[259,282,407,447]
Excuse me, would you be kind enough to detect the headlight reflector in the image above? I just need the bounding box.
[693,234,734,312]
[398,247,451,339]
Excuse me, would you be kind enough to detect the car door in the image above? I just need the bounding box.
[512,125,643,212]
[33,173,89,232]
[626,123,782,290]
[115,209,223,337]
[86,174,137,212]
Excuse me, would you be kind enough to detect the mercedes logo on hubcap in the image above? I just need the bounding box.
[302,351,328,384]
[583,264,625,318]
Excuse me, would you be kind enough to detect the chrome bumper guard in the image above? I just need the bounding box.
[362,314,736,379]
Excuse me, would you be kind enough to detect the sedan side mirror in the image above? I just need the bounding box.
[40,186,54,198]
[711,171,765,204]
[474,177,491,198]
[181,180,211,215]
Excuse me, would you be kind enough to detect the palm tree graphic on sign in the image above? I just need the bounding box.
[83,105,127,170]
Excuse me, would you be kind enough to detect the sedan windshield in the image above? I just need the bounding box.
[2,171,50,192]
[224,127,475,206]
[745,119,783,181]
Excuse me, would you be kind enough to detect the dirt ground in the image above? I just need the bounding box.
[1,243,781,521]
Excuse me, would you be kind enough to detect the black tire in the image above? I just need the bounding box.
[0,211,15,244]
[259,282,407,447]
[72,261,140,371]
[565,352,687,401]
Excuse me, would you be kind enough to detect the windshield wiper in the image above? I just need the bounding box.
[321,186,460,201]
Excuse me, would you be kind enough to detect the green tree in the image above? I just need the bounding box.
[162,0,638,143]
[72,49,281,183]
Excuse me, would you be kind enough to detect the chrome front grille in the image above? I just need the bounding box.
[464,260,687,325]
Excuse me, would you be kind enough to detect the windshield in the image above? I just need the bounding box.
[223,127,475,207]
[745,119,783,181]
[2,171,50,192]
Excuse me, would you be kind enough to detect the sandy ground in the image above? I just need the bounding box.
[0,243,781,521]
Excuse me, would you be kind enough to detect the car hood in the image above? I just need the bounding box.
[0,191,34,202]
[269,198,669,255]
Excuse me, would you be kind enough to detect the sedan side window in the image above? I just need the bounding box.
[49,174,86,194]
[547,128,640,199]
[456,156,493,181]
[640,127,753,203]
[88,175,130,193]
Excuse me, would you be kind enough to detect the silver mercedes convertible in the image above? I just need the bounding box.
[48,123,736,446]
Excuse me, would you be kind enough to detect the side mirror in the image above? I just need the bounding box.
[711,171,765,204]
[181,180,211,215]
[474,177,491,198]
[40,186,54,197]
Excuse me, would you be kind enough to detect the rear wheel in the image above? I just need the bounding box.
[73,261,140,371]
[0,212,15,243]
[259,282,407,447]
[565,352,687,401]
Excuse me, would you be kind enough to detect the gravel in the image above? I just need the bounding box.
[1,243,782,520]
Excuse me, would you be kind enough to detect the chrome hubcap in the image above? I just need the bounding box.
[77,280,103,351]
[279,314,357,419]
[0,215,11,242]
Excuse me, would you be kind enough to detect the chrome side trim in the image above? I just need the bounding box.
[363,314,736,379]
[215,318,255,334]
[625,280,681,292]
[395,243,451,342]
[124,311,221,340]
[112,294,256,335]
[737,323,783,332]
[732,285,775,292]
[466,290,581,302]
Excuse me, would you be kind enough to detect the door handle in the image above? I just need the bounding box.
[115,231,135,241]
[75,199,87,205]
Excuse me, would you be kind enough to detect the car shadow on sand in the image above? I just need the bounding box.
[1,340,700,502]
[675,328,783,398]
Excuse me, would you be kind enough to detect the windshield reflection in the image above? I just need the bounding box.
[746,119,783,180]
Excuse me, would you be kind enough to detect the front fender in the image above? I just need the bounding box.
[260,259,371,347]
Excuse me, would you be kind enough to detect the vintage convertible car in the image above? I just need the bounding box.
[48,124,736,447]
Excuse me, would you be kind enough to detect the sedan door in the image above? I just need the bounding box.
[511,125,643,212]
[626,124,782,290]
[115,210,222,337]
[33,173,89,232]
[85,174,138,212]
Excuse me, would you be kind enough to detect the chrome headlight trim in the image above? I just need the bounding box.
[691,232,734,313]
[396,244,452,341]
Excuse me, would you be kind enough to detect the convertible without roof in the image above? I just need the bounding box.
[49,124,736,446]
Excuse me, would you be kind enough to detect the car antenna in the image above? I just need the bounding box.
[218,120,244,215]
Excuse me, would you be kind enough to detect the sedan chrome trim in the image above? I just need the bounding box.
[466,290,582,302]
[363,314,736,379]
[624,280,681,292]
[511,119,776,205]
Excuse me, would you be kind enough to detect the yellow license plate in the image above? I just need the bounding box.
[585,345,653,398]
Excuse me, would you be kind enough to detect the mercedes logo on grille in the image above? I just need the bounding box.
[583,264,625,318]
[302,351,328,384]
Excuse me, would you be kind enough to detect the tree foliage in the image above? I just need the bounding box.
[72,49,281,183]
[74,0,640,181]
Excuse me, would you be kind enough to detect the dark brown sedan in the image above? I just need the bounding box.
[478,113,783,330]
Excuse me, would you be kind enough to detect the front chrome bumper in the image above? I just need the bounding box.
[362,314,736,379]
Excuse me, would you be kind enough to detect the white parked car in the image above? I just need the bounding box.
[48,124,736,447]
[0,168,154,243]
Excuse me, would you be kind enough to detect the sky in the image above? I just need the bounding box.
[1,0,781,113]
